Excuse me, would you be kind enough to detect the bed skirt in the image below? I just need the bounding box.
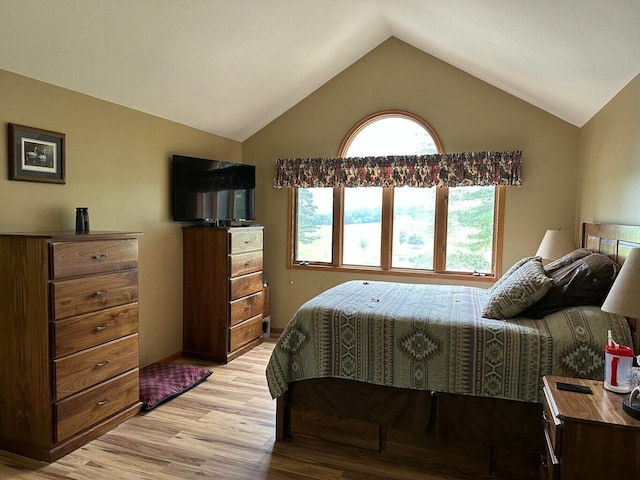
[278,378,542,479]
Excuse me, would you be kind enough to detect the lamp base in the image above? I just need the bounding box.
[622,397,640,420]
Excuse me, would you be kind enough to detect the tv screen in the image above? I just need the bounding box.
[172,155,256,223]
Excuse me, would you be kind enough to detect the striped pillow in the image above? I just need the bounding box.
[483,257,552,319]
[489,255,539,294]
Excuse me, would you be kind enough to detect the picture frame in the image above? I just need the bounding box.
[8,123,66,184]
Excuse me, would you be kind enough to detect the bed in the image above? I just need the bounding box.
[266,223,640,479]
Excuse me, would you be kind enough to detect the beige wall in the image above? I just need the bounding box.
[577,74,640,226]
[245,38,580,329]
[2,34,604,354]
[0,68,241,366]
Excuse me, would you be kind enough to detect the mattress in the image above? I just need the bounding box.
[266,280,632,402]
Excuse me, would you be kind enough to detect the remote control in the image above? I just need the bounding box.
[556,381,592,394]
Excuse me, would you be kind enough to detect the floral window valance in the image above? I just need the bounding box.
[273,151,522,188]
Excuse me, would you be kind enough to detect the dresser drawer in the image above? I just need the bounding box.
[230,291,263,327]
[51,270,138,320]
[53,303,139,357]
[230,229,263,254]
[229,314,263,352]
[230,272,263,301]
[54,369,139,442]
[542,388,561,456]
[541,426,560,480]
[54,334,139,400]
[229,251,263,277]
[51,239,138,280]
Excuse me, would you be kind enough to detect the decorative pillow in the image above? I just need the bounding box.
[489,255,540,294]
[139,363,212,411]
[523,253,620,319]
[543,248,592,276]
[483,258,552,319]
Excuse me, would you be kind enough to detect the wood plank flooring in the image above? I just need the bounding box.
[0,340,469,479]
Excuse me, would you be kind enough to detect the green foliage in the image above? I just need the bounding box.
[406,253,433,267]
[407,233,424,245]
[447,250,489,272]
[344,207,380,225]
[453,191,492,246]
[297,189,321,245]
[447,188,494,271]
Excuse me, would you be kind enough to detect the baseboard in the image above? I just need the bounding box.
[155,351,182,364]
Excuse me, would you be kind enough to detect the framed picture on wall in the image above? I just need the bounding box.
[8,123,66,184]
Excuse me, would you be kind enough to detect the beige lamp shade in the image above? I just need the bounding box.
[535,229,576,261]
[602,248,640,318]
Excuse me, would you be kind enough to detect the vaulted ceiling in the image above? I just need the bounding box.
[1,1,639,141]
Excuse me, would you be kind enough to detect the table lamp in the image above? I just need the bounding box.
[601,247,640,419]
[535,229,576,261]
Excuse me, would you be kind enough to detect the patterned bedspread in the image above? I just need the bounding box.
[266,280,632,402]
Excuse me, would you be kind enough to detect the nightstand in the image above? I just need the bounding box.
[541,375,640,479]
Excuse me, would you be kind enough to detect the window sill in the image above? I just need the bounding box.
[290,263,496,284]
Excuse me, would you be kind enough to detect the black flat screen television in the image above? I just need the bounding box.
[172,155,256,223]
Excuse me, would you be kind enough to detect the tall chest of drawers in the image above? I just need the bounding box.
[0,231,142,461]
[183,226,264,363]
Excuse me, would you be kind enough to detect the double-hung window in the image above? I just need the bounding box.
[286,110,508,279]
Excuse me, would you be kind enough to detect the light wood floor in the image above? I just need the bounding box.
[0,340,469,480]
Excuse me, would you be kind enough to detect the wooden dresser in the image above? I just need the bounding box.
[0,231,142,462]
[541,375,640,479]
[182,226,264,363]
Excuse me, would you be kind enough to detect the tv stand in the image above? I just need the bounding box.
[199,220,255,228]
[204,219,231,228]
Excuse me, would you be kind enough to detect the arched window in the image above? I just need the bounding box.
[290,110,504,279]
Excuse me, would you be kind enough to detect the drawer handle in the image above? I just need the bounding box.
[96,360,110,368]
[95,323,110,332]
[540,453,548,468]
[93,289,110,297]
[97,397,111,406]
[93,254,109,261]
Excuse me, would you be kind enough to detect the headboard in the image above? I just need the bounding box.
[582,222,640,352]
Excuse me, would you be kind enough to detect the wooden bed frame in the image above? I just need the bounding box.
[583,223,640,350]
[274,223,640,480]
